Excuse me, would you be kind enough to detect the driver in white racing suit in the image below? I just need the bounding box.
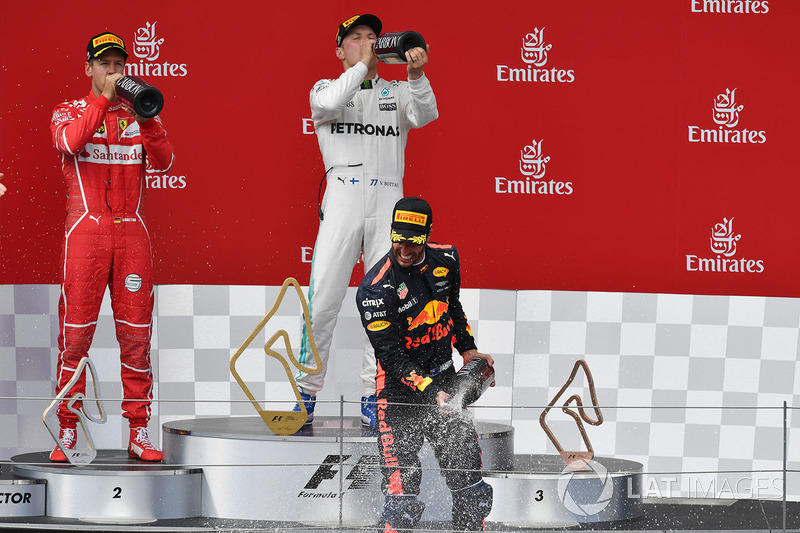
[295,14,438,428]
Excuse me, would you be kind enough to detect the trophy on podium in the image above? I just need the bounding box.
[230,277,321,435]
[42,357,106,465]
[539,359,604,470]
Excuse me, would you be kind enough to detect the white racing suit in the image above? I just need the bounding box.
[297,61,438,395]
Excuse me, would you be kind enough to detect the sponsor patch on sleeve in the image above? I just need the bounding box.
[367,320,391,331]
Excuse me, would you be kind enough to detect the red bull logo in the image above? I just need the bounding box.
[407,300,448,330]
[377,398,398,467]
[433,267,449,277]
[401,370,432,392]
[405,318,454,350]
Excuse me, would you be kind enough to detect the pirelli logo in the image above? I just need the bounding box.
[93,34,124,47]
[342,15,360,29]
[394,210,427,226]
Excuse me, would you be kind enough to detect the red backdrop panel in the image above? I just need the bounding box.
[0,1,797,296]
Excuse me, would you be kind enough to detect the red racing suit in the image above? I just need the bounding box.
[50,91,174,428]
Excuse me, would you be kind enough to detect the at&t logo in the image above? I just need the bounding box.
[688,88,766,144]
[686,217,765,273]
[497,28,575,84]
[557,460,614,517]
[126,21,189,77]
[495,138,573,196]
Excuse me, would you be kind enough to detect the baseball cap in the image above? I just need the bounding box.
[86,32,128,61]
[391,197,433,245]
[336,14,382,47]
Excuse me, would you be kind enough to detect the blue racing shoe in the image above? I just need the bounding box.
[361,394,377,428]
[292,389,316,425]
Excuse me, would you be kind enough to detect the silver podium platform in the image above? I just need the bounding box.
[163,416,643,526]
[10,450,202,521]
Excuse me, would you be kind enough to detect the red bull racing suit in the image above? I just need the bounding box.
[50,91,174,428]
[297,61,438,395]
[357,243,489,530]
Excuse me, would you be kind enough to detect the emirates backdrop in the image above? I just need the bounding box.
[1,0,798,296]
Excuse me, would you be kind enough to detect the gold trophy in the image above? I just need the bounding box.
[230,278,321,435]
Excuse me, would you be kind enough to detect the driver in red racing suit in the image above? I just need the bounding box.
[48,32,174,462]
[357,197,494,532]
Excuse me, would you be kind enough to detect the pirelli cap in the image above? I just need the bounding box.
[86,32,128,61]
[391,197,432,245]
[336,14,382,47]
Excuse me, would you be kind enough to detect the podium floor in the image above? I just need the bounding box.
[1,498,799,531]
[2,414,798,531]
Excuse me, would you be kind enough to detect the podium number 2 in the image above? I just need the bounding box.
[113,487,122,499]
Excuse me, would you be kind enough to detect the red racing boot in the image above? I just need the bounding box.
[49,427,77,462]
[128,427,163,461]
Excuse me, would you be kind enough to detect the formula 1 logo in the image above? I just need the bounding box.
[520,139,550,179]
[521,28,552,66]
[713,88,744,128]
[299,454,380,497]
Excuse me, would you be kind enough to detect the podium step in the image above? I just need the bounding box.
[163,416,642,526]
[163,415,514,523]
[10,450,202,521]
[0,463,45,517]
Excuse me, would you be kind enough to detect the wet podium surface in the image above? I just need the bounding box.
[2,417,797,531]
